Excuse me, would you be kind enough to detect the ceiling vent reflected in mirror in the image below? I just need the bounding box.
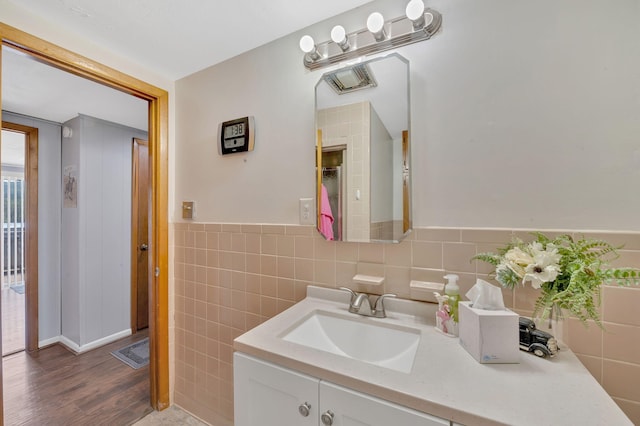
[324,64,377,95]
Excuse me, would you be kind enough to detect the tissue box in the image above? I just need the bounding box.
[458,301,519,364]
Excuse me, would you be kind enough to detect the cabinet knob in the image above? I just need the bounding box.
[298,402,311,417]
[321,410,334,425]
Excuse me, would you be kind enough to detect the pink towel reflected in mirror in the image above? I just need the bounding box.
[319,184,334,240]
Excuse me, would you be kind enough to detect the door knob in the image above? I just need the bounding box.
[321,410,334,425]
[298,401,311,417]
[140,243,148,251]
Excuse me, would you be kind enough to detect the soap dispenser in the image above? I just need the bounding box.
[444,274,460,336]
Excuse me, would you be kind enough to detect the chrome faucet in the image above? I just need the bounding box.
[339,287,396,318]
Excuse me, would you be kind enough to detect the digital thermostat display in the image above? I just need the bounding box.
[224,122,244,139]
[218,116,255,155]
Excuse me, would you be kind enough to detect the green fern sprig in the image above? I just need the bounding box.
[472,252,501,267]
[472,232,640,325]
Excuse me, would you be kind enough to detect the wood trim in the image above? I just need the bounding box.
[402,130,410,233]
[0,24,170,411]
[25,128,38,353]
[2,122,39,353]
[149,91,170,409]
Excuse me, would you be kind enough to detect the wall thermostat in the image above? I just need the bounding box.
[218,116,255,155]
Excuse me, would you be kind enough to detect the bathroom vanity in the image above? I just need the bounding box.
[233,286,632,426]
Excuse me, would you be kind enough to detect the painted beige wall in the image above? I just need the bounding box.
[175,0,640,231]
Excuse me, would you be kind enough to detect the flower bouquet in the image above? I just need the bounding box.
[473,232,640,324]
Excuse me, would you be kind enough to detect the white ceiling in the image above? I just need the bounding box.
[1,0,373,130]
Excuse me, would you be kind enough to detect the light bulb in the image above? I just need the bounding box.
[366,12,385,33]
[406,0,426,30]
[405,0,425,21]
[366,12,387,41]
[299,35,315,53]
[330,25,350,51]
[299,35,322,61]
[331,25,346,44]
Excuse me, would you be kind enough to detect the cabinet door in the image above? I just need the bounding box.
[234,353,319,426]
[319,382,449,426]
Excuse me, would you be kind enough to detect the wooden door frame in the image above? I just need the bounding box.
[131,138,149,332]
[0,23,170,411]
[402,130,411,233]
[1,122,39,354]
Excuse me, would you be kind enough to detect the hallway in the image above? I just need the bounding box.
[2,330,151,425]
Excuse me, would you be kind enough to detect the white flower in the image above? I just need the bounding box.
[522,242,561,289]
[502,246,532,278]
[504,246,533,265]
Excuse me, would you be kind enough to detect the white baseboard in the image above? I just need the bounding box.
[58,335,82,353]
[58,329,132,354]
[39,336,61,348]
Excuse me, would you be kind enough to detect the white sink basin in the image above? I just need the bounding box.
[281,310,421,373]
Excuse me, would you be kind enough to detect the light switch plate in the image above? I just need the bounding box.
[182,201,195,219]
[299,198,314,225]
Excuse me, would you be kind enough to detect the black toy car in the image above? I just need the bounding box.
[519,317,559,358]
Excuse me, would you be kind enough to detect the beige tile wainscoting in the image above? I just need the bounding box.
[172,223,640,425]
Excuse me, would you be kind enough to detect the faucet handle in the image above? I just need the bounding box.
[373,293,397,316]
[338,286,358,301]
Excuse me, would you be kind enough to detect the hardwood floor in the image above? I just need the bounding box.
[2,330,152,425]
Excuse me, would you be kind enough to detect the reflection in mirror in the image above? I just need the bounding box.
[315,53,411,243]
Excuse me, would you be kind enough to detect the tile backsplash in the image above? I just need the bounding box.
[172,223,640,425]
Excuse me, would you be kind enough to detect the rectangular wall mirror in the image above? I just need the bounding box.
[315,53,411,243]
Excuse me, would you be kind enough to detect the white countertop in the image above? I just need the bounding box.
[233,286,632,426]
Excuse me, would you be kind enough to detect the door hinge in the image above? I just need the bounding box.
[155,267,160,277]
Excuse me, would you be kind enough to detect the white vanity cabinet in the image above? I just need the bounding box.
[234,353,449,426]
[234,352,318,426]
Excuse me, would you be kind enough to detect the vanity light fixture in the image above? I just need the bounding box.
[299,0,442,70]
